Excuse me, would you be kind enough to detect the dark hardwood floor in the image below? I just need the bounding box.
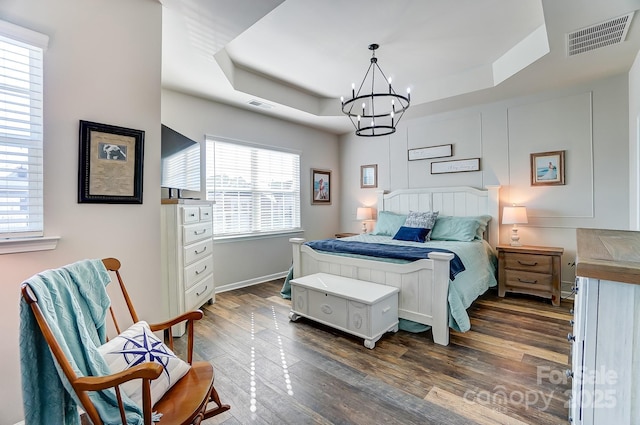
[177,279,573,425]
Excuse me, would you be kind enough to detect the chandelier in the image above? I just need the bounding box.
[341,43,411,137]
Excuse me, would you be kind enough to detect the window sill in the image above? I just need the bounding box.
[214,229,304,243]
[0,236,60,254]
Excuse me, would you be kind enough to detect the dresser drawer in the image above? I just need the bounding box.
[199,206,213,222]
[504,269,552,291]
[185,274,214,311]
[503,253,553,274]
[184,256,213,290]
[183,222,212,245]
[308,290,347,329]
[182,206,200,224]
[183,238,213,266]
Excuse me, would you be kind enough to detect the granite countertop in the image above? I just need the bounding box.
[576,228,640,285]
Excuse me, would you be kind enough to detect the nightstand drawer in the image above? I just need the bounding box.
[504,269,553,291]
[503,253,553,274]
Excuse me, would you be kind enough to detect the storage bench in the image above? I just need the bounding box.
[288,273,399,349]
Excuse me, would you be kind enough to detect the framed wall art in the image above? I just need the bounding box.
[431,158,480,174]
[360,164,377,188]
[311,168,331,204]
[530,150,565,186]
[408,144,453,161]
[78,120,145,203]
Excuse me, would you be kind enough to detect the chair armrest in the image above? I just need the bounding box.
[74,362,163,391]
[148,310,204,332]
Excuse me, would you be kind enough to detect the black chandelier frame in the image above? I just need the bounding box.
[341,43,410,137]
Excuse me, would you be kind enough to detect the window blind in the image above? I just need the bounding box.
[206,138,301,237]
[0,21,47,238]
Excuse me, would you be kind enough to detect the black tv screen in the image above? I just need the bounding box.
[161,124,201,192]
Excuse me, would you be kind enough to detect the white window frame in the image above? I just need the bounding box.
[0,20,58,253]
[205,136,301,239]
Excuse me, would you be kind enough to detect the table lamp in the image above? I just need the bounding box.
[356,207,373,233]
[502,205,528,246]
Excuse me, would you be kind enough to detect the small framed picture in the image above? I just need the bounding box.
[531,150,565,186]
[311,168,331,204]
[360,164,377,188]
[78,120,145,203]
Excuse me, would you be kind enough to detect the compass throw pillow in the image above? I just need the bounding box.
[98,321,191,407]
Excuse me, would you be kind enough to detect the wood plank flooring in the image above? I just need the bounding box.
[174,279,573,425]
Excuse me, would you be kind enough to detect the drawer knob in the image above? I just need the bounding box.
[567,333,576,342]
[195,265,207,275]
[517,260,538,266]
[569,319,574,326]
[194,229,207,235]
[196,285,208,296]
[195,246,207,255]
[565,369,574,379]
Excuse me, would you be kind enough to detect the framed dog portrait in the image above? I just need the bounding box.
[78,120,145,203]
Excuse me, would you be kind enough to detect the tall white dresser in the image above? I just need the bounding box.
[570,228,640,424]
[161,199,215,336]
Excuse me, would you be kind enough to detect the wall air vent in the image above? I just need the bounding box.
[567,12,634,56]
[248,100,274,109]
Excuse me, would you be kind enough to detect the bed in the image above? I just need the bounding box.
[289,185,501,346]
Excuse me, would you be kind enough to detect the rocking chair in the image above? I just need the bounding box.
[20,257,230,425]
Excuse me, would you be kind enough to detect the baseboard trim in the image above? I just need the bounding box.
[215,270,288,294]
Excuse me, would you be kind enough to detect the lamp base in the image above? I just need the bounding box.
[361,221,368,234]
[510,227,522,246]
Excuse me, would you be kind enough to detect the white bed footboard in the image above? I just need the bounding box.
[290,237,454,345]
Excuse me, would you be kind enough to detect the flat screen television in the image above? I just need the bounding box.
[161,124,201,194]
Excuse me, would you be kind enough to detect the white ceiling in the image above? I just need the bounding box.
[160,0,640,135]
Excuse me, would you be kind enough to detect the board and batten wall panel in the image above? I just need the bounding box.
[506,92,593,218]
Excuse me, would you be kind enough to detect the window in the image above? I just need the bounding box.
[0,20,48,239]
[206,137,300,238]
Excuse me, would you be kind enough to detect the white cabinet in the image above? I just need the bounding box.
[570,229,640,424]
[161,200,215,336]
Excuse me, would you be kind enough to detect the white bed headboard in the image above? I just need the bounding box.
[376,186,501,248]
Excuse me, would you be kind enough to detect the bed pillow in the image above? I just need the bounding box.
[430,215,492,242]
[403,211,439,241]
[98,321,191,407]
[370,211,408,236]
[392,226,430,242]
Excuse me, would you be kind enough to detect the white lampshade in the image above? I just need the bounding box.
[502,206,528,225]
[356,207,373,220]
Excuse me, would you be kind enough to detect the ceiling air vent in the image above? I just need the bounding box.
[567,11,634,56]
[248,100,274,109]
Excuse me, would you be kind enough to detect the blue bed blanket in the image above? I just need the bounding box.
[304,239,465,280]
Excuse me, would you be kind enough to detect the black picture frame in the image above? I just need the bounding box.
[78,120,145,204]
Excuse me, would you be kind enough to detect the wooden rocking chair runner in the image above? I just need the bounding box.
[21,257,230,425]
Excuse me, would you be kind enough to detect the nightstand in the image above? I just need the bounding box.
[497,245,563,306]
[335,232,358,238]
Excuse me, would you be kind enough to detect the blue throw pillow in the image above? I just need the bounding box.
[371,211,408,236]
[404,211,439,241]
[393,226,430,243]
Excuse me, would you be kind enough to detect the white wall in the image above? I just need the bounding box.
[629,49,640,230]
[161,89,340,291]
[0,1,162,423]
[340,75,630,289]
